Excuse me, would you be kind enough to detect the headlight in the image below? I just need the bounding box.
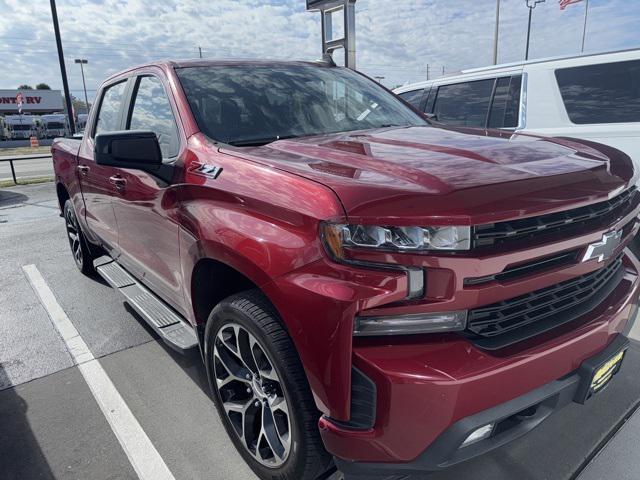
[321,223,471,259]
[354,311,468,336]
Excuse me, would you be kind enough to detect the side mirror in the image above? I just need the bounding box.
[424,112,438,122]
[95,131,162,171]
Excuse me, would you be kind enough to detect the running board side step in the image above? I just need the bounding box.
[94,256,198,354]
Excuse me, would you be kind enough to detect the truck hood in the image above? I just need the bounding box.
[221,126,635,224]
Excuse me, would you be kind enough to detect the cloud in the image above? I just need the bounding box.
[0,0,638,97]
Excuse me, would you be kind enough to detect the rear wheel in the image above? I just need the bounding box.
[205,290,331,480]
[63,200,96,275]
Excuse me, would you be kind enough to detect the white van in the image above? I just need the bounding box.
[40,113,69,138]
[394,48,640,170]
[4,114,39,140]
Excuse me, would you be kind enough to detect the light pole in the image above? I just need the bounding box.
[525,0,545,61]
[493,0,500,65]
[74,59,89,115]
[581,0,590,52]
[50,0,75,134]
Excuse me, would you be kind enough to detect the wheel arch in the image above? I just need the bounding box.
[190,257,260,328]
[56,181,70,213]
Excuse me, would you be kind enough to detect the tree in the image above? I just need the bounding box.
[36,83,51,90]
[63,94,91,116]
[72,98,91,115]
[18,84,33,90]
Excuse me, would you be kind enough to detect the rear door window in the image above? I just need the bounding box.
[488,75,522,129]
[432,79,495,127]
[397,89,425,109]
[555,60,640,124]
[94,81,127,136]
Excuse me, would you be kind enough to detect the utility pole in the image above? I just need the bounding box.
[50,0,75,134]
[493,0,500,64]
[442,65,445,76]
[581,0,589,52]
[74,59,89,114]
[525,0,545,61]
[199,46,203,58]
[426,64,430,81]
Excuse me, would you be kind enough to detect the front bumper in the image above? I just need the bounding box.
[319,251,639,473]
[332,334,632,476]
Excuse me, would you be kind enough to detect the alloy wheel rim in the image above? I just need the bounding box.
[65,208,83,267]
[213,323,292,468]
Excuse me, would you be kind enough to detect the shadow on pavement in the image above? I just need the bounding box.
[0,190,28,209]
[0,363,55,480]
[123,302,211,395]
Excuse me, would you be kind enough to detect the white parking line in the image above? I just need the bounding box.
[22,264,176,480]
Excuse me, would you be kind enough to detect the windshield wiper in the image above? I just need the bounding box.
[228,134,298,147]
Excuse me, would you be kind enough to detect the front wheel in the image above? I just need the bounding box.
[205,290,331,480]
[63,200,96,275]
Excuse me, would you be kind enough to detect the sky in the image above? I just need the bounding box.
[0,0,638,101]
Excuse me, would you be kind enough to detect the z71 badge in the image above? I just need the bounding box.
[192,163,223,179]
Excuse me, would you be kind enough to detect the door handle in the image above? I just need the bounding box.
[109,175,127,191]
[77,165,90,176]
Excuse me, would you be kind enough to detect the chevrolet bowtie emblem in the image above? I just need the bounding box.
[582,230,623,263]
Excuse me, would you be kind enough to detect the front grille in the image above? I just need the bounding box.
[474,188,637,248]
[464,250,579,286]
[466,255,624,350]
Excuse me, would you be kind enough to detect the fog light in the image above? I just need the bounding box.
[354,311,467,336]
[460,423,495,448]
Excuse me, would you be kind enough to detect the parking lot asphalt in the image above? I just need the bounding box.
[1,182,639,480]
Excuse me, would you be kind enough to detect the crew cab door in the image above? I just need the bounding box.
[77,79,130,252]
[109,73,186,312]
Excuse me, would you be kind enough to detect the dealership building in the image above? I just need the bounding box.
[0,89,64,115]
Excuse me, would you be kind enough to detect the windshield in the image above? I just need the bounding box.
[12,125,33,131]
[46,122,65,129]
[176,64,427,146]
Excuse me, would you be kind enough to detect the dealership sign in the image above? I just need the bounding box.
[0,89,63,112]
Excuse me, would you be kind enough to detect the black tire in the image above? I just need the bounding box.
[205,290,331,480]
[63,200,96,275]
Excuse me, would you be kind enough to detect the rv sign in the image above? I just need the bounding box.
[0,89,64,113]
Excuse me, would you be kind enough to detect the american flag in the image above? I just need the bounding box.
[559,0,584,10]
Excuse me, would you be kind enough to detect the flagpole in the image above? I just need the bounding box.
[581,0,589,52]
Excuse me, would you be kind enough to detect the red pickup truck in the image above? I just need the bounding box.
[52,59,639,480]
